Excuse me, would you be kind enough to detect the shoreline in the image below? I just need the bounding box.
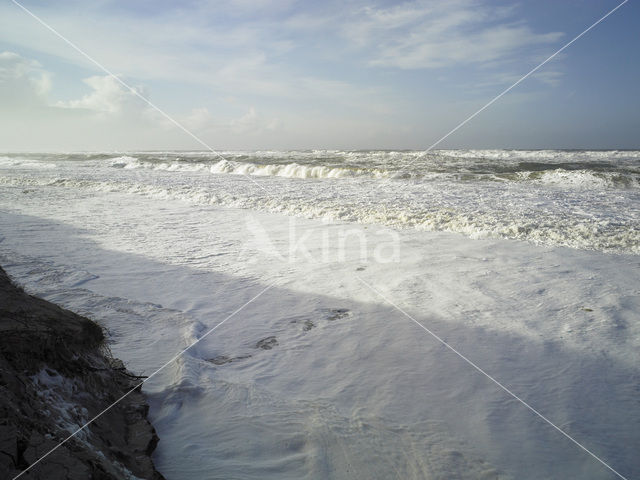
[0,266,164,480]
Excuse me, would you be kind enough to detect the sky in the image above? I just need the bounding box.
[0,0,638,151]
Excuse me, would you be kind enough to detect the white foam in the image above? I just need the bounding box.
[438,149,640,161]
[208,158,389,179]
[108,155,140,167]
[1,172,638,254]
[95,151,640,190]
[106,155,391,180]
[1,149,638,254]
[0,155,57,169]
[522,168,632,189]
[31,369,90,438]
[2,195,639,479]
[3,151,639,480]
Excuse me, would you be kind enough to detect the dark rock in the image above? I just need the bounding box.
[0,267,164,479]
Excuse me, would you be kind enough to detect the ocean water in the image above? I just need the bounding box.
[1,149,638,253]
[1,150,639,479]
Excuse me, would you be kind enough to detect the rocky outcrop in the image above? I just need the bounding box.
[0,267,164,479]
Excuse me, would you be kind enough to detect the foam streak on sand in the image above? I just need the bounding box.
[355,275,630,480]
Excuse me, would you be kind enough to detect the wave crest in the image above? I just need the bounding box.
[107,156,391,180]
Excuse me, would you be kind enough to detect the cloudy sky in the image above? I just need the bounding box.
[0,0,638,151]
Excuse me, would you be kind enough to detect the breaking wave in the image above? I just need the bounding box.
[0,156,57,169]
[2,149,638,253]
[102,152,640,189]
[109,155,391,180]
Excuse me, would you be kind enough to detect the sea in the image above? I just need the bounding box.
[1,149,639,479]
[1,149,639,253]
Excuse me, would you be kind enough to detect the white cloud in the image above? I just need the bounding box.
[0,0,563,112]
[0,52,190,150]
[0,50,285,149]
[0,1,378,105]
[531,70,564,87]
[0,53,154,119]
[344,1,563,69]
[230,107,258,133]
[0,1,585,150]
[0,1,302,92]
[230,107,281,135]
[182,107,216,132]
[0,51,52,108]
[0,52,153,119]
[60,75,151,115]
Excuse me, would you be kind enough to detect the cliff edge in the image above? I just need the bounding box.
[0,267,165,479]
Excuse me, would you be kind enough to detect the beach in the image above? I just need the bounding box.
[1,150,639,479]
[0,265,164,479]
